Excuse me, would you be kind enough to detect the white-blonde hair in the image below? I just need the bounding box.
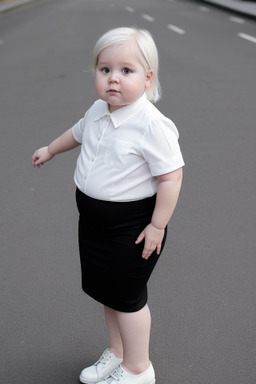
[93,27,162,103]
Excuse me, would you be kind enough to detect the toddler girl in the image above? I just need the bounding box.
[32,27,184,384]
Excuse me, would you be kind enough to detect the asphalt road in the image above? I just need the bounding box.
[1,0,256,383]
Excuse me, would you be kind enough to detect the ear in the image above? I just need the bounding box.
[145,69,153,89]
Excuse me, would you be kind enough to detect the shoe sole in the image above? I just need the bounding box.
[80,376,155,384]
[79,375,100,384]
[80,373,155,384]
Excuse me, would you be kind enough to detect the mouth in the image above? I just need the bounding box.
[108,89,119,93]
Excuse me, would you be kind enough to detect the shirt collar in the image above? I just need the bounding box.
[94,93,148,128]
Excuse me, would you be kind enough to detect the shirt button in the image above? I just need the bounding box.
[106,116,110,122]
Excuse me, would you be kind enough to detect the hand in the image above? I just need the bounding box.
[32,146,54,168]
[135,223,165,260]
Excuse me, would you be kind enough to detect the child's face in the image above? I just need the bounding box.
[95,40,153,113]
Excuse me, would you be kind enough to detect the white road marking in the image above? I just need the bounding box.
[167,24,186,35]
[125,6,135,13]
[142,14,155,22]
[199,6,209,12]
[238,33,256,44]
[230,16,245,24]
[0,40,3,45]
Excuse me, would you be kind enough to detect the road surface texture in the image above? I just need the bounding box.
[1,0,256,383]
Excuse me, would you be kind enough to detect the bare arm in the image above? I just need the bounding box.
[32,128,80,168]
[135,167,183,259]
[151,167,183,230]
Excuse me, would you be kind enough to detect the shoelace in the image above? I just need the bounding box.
[95,350,112,368]
[109,365,125,382]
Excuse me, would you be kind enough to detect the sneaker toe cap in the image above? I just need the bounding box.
[80,365,98,380]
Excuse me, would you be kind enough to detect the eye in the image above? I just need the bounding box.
[101,67,110,74]
[122,67,132,75]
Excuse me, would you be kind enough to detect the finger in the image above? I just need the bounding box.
[32,151,39,160]
[135,231,145,244]
[142,243,155,259]
[143,249,153,260]
[34,159,42,168]
[142,249,150,259]
[156,243,162,255]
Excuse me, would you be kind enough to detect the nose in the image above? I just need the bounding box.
[109,71,119,84]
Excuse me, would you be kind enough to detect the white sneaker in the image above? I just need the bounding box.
[79,349,123,384]
[97,363,156,384]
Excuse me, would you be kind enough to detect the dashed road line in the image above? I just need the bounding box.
[125,6,135,13]
[238,33,256,44]
[230,16,245,24]
[142,14,154,22]
[167,24,186,35]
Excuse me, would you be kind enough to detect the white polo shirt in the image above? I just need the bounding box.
[72,93,184,202]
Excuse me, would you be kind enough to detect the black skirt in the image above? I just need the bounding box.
[76,188,167,312]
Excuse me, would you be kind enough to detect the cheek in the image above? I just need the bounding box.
[95,76,104,95]
[125,80,146,99]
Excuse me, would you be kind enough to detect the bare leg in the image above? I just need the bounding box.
[115,304,151,374]
[104,306,123,358]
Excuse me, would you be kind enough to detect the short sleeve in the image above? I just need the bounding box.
[141,117,185,176]
[71,103,96,143]
[72,117,85,144]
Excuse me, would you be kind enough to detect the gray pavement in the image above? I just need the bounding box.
[203,0,256,19]
[0,0,35,13]
[1,0,256,18]
[1,1,256,384]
